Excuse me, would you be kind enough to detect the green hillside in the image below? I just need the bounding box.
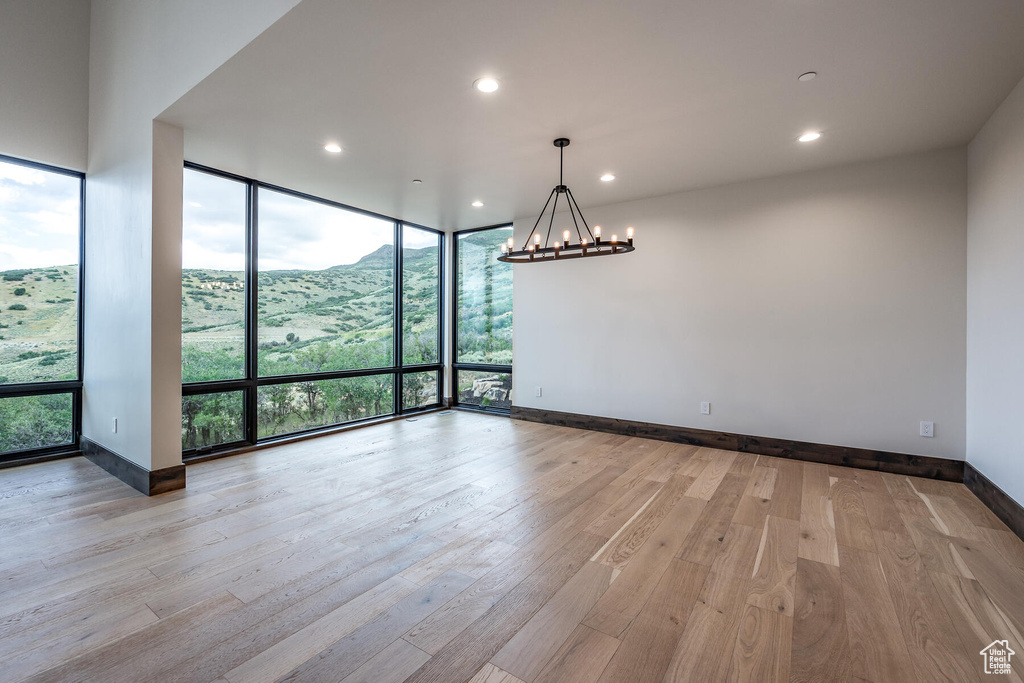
[181,244,443,447]
[181,244,440,383]
[0,265,78,384]
[1,236,512,454]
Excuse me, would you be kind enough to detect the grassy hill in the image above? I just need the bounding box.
[2,235,512,453]
[181,244,441,383]
[0,265,78,384]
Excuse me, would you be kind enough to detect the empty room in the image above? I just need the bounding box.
[2,0,1023,681]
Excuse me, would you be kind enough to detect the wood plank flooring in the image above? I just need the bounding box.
[1,411,1021,682]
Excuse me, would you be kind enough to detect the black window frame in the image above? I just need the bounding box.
[181,162,444,458]
[450,223,513,414]
[0,153,86,465]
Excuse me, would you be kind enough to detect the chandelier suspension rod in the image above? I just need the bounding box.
[544,191,560,248]
[565,187,592,242]
[523,187,557,251]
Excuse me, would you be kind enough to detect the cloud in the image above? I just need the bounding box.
[0,159,80,271]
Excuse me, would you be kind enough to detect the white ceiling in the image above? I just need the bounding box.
[161,0,1024,231]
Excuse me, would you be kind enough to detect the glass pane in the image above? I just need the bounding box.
[257,375,394,439]
[181,170,247,383]
[402,371,438,410]
[181,391,244,451]
[402,226,440,365]
[457,369,511,410]
[0,393,73,454]
[257,190,395,376]
[0,159,81,384]
[456,227,513,364]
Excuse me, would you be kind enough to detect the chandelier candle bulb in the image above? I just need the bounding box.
[500,244,508,254]
[563,230,570,244]
[534,233,541,246]
[508,237,514,249]
[611,234,618,243]
[627,227,634,245]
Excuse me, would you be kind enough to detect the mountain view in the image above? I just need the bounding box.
[1,229,513,454]
[182,243,442,448]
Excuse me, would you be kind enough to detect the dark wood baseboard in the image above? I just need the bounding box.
[81,437,185,496]
[964,463,1024,541]
[511,406,965,482]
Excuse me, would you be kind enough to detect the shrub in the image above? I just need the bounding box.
[13,288,26,296]
[8,304,27,311]
[2,271,27,281]
[286,333,296,343]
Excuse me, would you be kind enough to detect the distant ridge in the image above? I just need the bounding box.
[330,243,437,270]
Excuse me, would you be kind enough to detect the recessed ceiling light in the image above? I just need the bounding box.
[474,77,499,93]
[324,143,342,154]
[798,131,822,142]
[798,71,817,82]
[600,173,616,182]
[472,200,484,207]
[412,179,422,184]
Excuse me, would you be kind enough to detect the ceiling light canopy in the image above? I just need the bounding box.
[498,138,635,264]
[471,200,484,207]
[324,143,342,153]
[798,71,817,82]
[474,77,499,93]
[798,131,821,142]
[600,173,616,182]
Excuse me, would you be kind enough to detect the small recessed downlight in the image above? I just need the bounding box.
[798,71,817,82]
[600,173,616,182]
[412,179,423,184]
[324,143,342,153]
[474,77,499,93]
[798,131,822,142]
[472,200,484,207]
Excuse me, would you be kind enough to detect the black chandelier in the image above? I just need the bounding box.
[497,138,635,263]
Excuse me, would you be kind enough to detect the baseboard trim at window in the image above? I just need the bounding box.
[964,463,1024,541]
[0,449,80,470]
[183,407,448,465]
[510,405,965,482]
[82,437,185,496]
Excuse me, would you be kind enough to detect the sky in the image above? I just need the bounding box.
[184,168,439,272]
[0,159,80,272]
[0,162,438,274]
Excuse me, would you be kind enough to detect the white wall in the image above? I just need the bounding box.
[514,148,967,460]
[967,75,1024,504]
[85,0,300,470]
[0,0,90,170]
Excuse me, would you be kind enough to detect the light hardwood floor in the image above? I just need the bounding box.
[1,411,1022,682]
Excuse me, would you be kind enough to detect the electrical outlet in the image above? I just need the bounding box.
[920,421,934,438]
[700,401,711,415]
[535,386,542,398]
[112,418,118,434]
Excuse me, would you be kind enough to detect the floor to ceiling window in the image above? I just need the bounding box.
[181,164,443,457]
[0,154,85,463]
[452,224,513,411]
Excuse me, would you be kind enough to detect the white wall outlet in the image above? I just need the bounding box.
[920,421,934,437]
[112,417,118,434]
[700,401,711,415]
[535,386,542,398]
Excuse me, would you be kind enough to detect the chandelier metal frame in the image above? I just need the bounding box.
[497,138,635,263]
